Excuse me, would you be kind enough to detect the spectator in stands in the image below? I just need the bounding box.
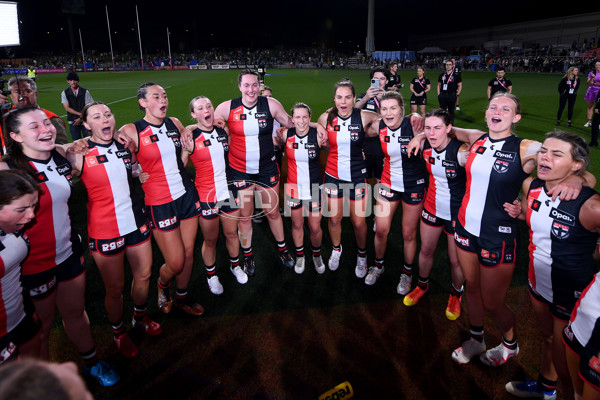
[61,72,93,140]
[556,66,581,128]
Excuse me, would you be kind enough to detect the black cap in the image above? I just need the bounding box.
[67,71,79,81]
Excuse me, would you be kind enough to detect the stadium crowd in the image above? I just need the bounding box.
[0,37,598,74]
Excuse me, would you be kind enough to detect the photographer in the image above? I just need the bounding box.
[0,77,69,146]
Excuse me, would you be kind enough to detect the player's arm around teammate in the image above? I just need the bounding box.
[399,108,468,319]
[277,103,327,275]
[317,79,379,278]
[1,107,119,386]
[66,102,160,358]
[360,91,428,295]
[505,132,600,400]
[119,83,203,317]
[214,70,295,275]
[184,96,246,295]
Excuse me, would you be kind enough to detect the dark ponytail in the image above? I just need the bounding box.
[1,107,44,177]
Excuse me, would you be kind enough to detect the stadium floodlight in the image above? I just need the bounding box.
[0,1,20,47]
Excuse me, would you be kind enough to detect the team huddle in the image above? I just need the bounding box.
[1,67,600,400]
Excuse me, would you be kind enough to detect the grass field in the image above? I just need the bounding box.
[28,68,600,399]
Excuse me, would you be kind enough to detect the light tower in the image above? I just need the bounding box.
[365,0,375,56]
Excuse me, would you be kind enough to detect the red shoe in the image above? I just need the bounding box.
[132,316,163,336]
[114,333,139,358]
[403,285,429,306]
[446,295,462,320]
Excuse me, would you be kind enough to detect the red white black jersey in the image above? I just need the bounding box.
[569,273,600,349]
[422,138,466,220]
[0,230,28,337]
[458,134,530,237]
[526,179,599,303]
[325,108,367,183]
[227,96,275,174]
[189,126,230,203]
[379,118,427,192]
[134,117,192,206]
[10,151,75,275]
[285,127,321,200]
[80,140,147,239]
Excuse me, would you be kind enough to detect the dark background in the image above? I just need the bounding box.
[8,0,595,57]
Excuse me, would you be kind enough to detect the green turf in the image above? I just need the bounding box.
[31,68,599,399]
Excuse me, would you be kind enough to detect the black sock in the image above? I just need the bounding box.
[276,240,288,254]
[374,258,384,269]
[402,263,414,276]
[469,325,484,343]
[296,246,304,257]
[502,336,518,350]
[110,320,125,337]
[81,347,97,366]
[312,247,321,257]
[206,264,216,276]
[538,375,557,392]
[417,276,429,289]
[451,282,464,297]
[133,303,147,321]
[175,288,188,301]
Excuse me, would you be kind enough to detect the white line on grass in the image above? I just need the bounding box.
[59,86,172,118]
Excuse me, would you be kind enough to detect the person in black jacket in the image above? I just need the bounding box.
[556,66,581,127]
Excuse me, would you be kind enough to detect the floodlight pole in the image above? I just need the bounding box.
[136,5,144,71]
[105,5,116,72]
[167,28,172,70]
[79,28,86,72]
[365,0,375,56]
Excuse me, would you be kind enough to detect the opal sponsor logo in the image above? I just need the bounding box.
[57,163,71,175]
[550,207,575,226]
[493,150,516,162]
